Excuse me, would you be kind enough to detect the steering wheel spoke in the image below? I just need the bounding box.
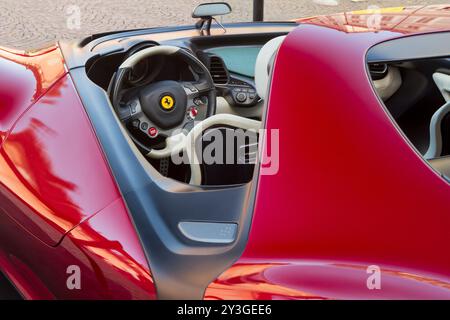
[127,96,143,118]
[181,81,199,95]
[193,79,212,93]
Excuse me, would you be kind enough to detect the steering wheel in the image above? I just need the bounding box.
[111,45,216,159]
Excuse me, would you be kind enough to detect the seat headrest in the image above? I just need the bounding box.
[373,66,402,101]
[433,72,450,102]
[254,36,286,100]
[425,101,450,159]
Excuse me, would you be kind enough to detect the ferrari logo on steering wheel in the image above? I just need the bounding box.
[160,95,175,110]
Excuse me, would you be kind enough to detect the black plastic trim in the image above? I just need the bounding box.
[367,31,450,63]
[59,23,296,70]
[68,68,260,299]
[81,22,296,49]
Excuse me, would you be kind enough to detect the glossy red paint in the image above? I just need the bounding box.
[0,197,156,299]
[0,75,119,246]
[205,23,450,299]
[1,7,449,300]
[296,5,450,34]
[205,262,450,300]
[0,62,156,298]
[0,46,66,145]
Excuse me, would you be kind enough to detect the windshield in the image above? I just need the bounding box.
[0,0,443,50]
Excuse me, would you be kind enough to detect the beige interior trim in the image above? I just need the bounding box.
[373,66,402,101]
[428,156,450,181]
[433,72,450,102]
[119,45,179,69]
[254,36,286,100]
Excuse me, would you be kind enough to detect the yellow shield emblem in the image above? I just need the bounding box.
[160,95,175,110]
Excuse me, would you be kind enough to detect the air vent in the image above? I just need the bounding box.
[209,56,229,84]
[369,63,388,80]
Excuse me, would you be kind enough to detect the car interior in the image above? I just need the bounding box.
[368,57,450,182]
[85,33,287,187]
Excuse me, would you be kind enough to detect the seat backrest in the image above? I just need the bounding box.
[433,72,450,102]
[425,101,450,159]
[254,36,286,100]
[425,72,450,159]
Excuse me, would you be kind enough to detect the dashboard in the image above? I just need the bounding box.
[85,32,291,118]
[205,45,262,78]
[191,46,261,109]
[87,45,263,113]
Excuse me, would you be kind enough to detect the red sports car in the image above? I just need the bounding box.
[0,3,449,300]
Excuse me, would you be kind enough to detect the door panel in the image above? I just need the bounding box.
[0,198,156,299]
[0,46,65,145]
[0,75,120,246]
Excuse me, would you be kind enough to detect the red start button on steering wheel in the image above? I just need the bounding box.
[188,106,198,120]
[148,127,158,138]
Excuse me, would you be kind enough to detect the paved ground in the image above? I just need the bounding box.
[0,0,444,49]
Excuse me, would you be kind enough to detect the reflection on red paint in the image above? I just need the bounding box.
[205,261,450,300]
[63,198,157,299]
[0,70,156,297]
[0,75,119,246]
[0,46,66,143]
[296,5,450,34]
[205,262,317,300]
[207,18,450,300]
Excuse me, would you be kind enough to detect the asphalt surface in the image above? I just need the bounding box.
[0,0,444,50]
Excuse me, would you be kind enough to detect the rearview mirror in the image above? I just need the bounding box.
[192,2,232,19]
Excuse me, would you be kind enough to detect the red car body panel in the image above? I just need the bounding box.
[0,74,119,246]
[297,4,450,34]
[0,46,66,144]
[0,5,449,299]
[0,197,156,299]
[0,54,156,298]
[205,9,450,300]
